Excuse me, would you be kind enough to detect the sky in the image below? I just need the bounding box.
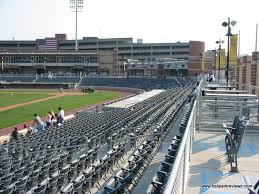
[0,0,258,55]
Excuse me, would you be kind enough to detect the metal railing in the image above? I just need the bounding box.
[198,81,259,131]
[240,83,259,96]
[163,96,197,194]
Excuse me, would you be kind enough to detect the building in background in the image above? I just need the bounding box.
[127,58,188,78]
[234,52,259,95]
[0,34,206,76]
[0,51,115,74]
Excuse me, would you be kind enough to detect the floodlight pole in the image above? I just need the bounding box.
[75,0,78,51]
[70,0,83,51]
[1,57,3,71]
[222,17,236,85]
[226,17,230,84]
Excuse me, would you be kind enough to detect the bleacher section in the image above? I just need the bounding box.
[80,78,186,90]
[36,76,80,84]
[0,75,35,83]
[0,84,194,194]
[0,75,190,90]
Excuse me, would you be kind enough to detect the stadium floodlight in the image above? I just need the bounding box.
[70,0,84,51]
[222,17,236,84]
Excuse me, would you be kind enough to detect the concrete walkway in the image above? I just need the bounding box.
[186,131,259,194]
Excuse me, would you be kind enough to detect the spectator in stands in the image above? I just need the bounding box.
[32,114,45,132]
[211,74,216,82]
[10,127,19,141]
[50,110,55,121]
[46,112,52,128]
[205,73,210,81]
[57,107,65,124]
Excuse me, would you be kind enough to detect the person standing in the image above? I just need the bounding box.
[32,114,45,132]
[57,107,65,124]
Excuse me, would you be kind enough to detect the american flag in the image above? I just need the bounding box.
[45,38,57,51]
[37,39,46,51]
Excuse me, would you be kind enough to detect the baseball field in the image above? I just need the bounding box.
[0,89,122,129]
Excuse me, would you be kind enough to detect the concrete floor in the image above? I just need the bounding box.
[186,131,259,194]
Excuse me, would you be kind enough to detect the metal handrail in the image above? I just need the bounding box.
[163,100,196,194]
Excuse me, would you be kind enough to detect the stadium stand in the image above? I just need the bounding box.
[0,76,195,194]
[36,76,80,84]
[0,75,36,83]
[80,77,187,90]
[0,74,190,91]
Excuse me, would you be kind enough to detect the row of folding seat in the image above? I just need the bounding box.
[0,88,183,164]
[98,140,155,194]
[95,88,193,194]
[58,143,126,194]
[0,85,193,194]
[146,105,193,194]
[79,77,182,90]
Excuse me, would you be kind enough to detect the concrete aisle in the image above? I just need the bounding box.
[186,131,259,194]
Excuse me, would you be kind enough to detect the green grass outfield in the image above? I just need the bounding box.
[0,91,121,129]
[0,92,53,107]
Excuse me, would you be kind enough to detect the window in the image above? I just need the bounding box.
[99,41,117,45]
[98,47,114,51]
[79,42,97,46]
[171,45,189,49]
[152,52,170,55]
[133,46,151,50]
[171,52,189,55]
[118,47,131,50]
[152,46,170,49]
[60,42,74,47]
[133,52,151,56]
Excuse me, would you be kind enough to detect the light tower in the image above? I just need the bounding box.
[70,0,84,51]
[222,17,237,84]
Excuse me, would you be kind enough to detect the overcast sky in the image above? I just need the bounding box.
[0,0,258,55]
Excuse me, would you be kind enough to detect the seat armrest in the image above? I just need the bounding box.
[223,123,235,130]
[243,176,256,194]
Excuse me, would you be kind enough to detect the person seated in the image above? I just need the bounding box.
[10,127,20,141]
[26,126,38,137]
[50,110,55,121]
[46,111,52,128]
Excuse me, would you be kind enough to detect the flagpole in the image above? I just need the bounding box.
[255,23,258,52]
[1,57,3,71]
[238,30,241,58]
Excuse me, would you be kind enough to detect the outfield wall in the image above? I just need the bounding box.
[0,82,75,89]
[80,86,145,94]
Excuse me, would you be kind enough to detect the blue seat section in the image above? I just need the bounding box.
[36,76,80,83]
[0,75,35,82]
[80,78,186,90]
